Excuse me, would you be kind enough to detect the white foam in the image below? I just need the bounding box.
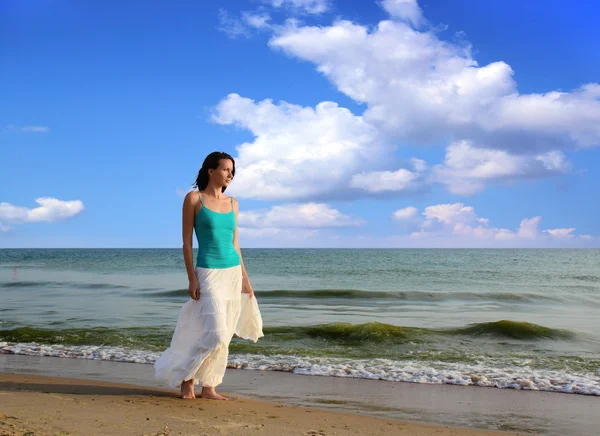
[0,341,159,364]
[227,354,600,396]
[2,342,599,396]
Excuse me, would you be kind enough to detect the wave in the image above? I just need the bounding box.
[1,280,129,290]
[266,320,574,342]
[265,323,427,343]
[571,274,600,282]
[0,326,169,349]
[150,288,562,303]
[0,320,576,350]
[0,343,598,396]
[451,320,575,340]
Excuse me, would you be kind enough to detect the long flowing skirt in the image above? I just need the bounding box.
[154,265,246,388]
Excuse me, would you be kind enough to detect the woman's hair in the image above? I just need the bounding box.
[193,151,236,192]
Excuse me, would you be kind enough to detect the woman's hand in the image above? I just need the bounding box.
[242,283,254,299]
[188,278,200,301]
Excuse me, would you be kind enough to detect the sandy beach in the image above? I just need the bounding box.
[1,355,599,435]
[1,372,521,436]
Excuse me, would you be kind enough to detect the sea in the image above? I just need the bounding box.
[1,248,599,396]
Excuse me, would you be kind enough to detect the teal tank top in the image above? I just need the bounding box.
[194,194,241,269]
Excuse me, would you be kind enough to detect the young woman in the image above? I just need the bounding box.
[154,151,262,400]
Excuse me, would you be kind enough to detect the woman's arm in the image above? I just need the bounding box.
[183,191,200,300]
[232,197,254,299]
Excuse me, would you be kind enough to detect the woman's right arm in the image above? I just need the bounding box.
[182,191,199,300]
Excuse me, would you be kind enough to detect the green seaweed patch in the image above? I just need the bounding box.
[452,320,575,340]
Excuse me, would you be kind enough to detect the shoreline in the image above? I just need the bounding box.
[2,355,599,435]
[0,372,519,436]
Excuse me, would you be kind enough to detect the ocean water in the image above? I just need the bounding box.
[1,248,599,395]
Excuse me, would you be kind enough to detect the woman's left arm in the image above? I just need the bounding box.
[233,197,254,299]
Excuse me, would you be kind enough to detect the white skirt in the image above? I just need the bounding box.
[154,265,263,388]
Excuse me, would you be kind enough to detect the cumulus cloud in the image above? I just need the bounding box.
[433,141,571,195]
[0,197,84,228]
[391,202,592,245]
[265,0,329,14]
[380,0,425,27]
[422,203,479,226]
[212,0,593,200]
[213,93,384,200]
[392,206,418,221]
[270,15,600,152]
[236,202,362,245]
[516,216,542,239]
[350,168,422,193]
[411,158,428,173]
[243,11,272,29]
[239,203,364,228]
[544,228,576,238]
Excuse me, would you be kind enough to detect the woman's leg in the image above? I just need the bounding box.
[197,338,232,400]
[180,378,195,399]
[200,386,228,400]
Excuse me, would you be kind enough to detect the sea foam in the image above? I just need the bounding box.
[2,341,598,396]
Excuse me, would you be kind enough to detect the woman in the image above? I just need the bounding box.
[154,151,263,400]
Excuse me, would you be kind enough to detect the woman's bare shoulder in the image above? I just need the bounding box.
[184,190,202,206]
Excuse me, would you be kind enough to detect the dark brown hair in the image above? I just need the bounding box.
[192,151,236,192]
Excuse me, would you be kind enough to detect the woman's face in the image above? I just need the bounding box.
[211,159,234,187]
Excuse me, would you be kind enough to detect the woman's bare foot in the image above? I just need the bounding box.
[180,379,196,399]
[200,386,228,400]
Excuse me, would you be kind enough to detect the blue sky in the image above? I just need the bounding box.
[1,0,599,248]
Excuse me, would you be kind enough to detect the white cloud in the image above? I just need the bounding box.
[393,206,418,221]
[544,228,576,238]
[232,202,596,247]
[380,0,425,27]
[411,158,427,173]
[236,202,362,246]
[239,203,364,228]
[0,197,84,227]
[239,226,317,239]
[214,0,592,200]
[4,125,49,133]
[350,168,422,193]
[242,11,272,29]
[393,203,589,244]
[433,141,571,195]
[269,9,600,152]
[218,0,324,40]
[516,216,541,239]
[213,93,384,200]
[423,203,478,225]
[218,9,252,39]
[265,0,329,14]
[20,125,49,133]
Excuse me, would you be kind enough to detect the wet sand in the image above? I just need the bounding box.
[0,372,521,436]
[1,354,598,435]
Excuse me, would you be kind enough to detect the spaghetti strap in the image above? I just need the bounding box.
[230,196,234,211]
[197,192,204,205]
